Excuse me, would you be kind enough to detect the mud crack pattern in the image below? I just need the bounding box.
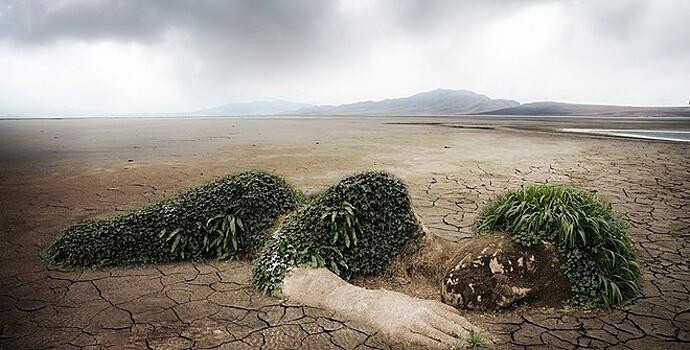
[1,120,689,349]
[412,144,690,349]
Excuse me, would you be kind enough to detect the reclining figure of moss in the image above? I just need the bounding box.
[46,170,297,267]
[46,170,642,347]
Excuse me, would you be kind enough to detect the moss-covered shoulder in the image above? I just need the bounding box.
[252,171,423,294]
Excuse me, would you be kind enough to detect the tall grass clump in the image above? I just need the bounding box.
[46,170,297,269]
[476,184,641,308]
[252,171,423,294]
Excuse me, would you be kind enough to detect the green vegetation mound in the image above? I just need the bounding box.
[476,184,641,308]
[46,170,296,269]
[253,171,423,294]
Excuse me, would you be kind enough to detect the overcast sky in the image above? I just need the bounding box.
[1,0,689,116]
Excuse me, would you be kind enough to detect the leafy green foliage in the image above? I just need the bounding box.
[476,184,641,308]
[204,214,244,258]
[45,170,296,269]
[252,171,423,294]
[291,187,315,207]
[162,227,198,260]
[320,201,361,249]
[161,214,245,260]
[466,328,489,349]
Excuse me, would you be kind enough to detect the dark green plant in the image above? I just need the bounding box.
[203,214,244,258]
[45,170,296,269]
[161,213,245,260]
[161,227,198,260]
[252,171,423,294]
[320,201,361,249]
[476,184,641,308]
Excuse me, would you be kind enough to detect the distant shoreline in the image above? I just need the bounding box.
[560,128,690,143]
[3,115,690,145]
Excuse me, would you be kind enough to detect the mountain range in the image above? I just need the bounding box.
[193,89,690,117]
[296,89,518,115]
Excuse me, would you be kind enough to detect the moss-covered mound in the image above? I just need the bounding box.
[46,170,297,269]
[252,171,423,294]
[476,184,641,308]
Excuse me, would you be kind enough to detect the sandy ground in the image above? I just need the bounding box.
[1,116,689,349]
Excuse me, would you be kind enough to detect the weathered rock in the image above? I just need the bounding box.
[442,234,569,310]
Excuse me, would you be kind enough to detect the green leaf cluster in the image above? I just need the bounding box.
[203,214,244,258]
[252,171,423,294]
[161,213,245,260]
[45,170,296,269]
[476,184,641,308]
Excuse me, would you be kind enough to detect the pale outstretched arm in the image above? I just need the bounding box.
[281,266,489,349]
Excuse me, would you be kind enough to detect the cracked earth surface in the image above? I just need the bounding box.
[413,146,690,349]
[1,117,689,349]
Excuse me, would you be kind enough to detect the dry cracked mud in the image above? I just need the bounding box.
[1,117,689,349]
[412,138,690,349]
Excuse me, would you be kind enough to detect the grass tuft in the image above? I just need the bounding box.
[476,184,641,308]
[466,328,489,349]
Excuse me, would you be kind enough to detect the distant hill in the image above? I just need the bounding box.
[484,101,690,118]
[295,89,519,115]
[194,100,313,116]
[191,92,690,118]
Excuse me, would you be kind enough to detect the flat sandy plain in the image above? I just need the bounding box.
[1,116,689,349]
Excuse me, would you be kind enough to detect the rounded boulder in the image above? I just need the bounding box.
[441,234,569,310]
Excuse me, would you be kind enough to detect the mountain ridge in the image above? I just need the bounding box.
[192,89,690,117]
[294,89,519,115]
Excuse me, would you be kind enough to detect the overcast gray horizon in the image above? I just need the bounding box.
[1,0,689,116]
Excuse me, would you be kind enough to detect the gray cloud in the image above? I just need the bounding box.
[0,0,351,89]
[0,0,336,45]
[0,0,346,68]
[0,0,688,114]
[4,0,687,66]
[0,0,169,43]
[576,0,650,41]
[563,0,690,66]
[390,0,525,34]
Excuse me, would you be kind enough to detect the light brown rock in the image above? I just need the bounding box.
[442,234,568,310]
[282,266,490,349]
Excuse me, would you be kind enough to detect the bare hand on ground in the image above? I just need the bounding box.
[282,267,488,348]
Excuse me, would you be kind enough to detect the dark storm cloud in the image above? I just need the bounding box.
[0,0,169,43]
[0,0,348,84]
[3,0,687,61]
[0,0,340,54]
[0,0,688,112]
